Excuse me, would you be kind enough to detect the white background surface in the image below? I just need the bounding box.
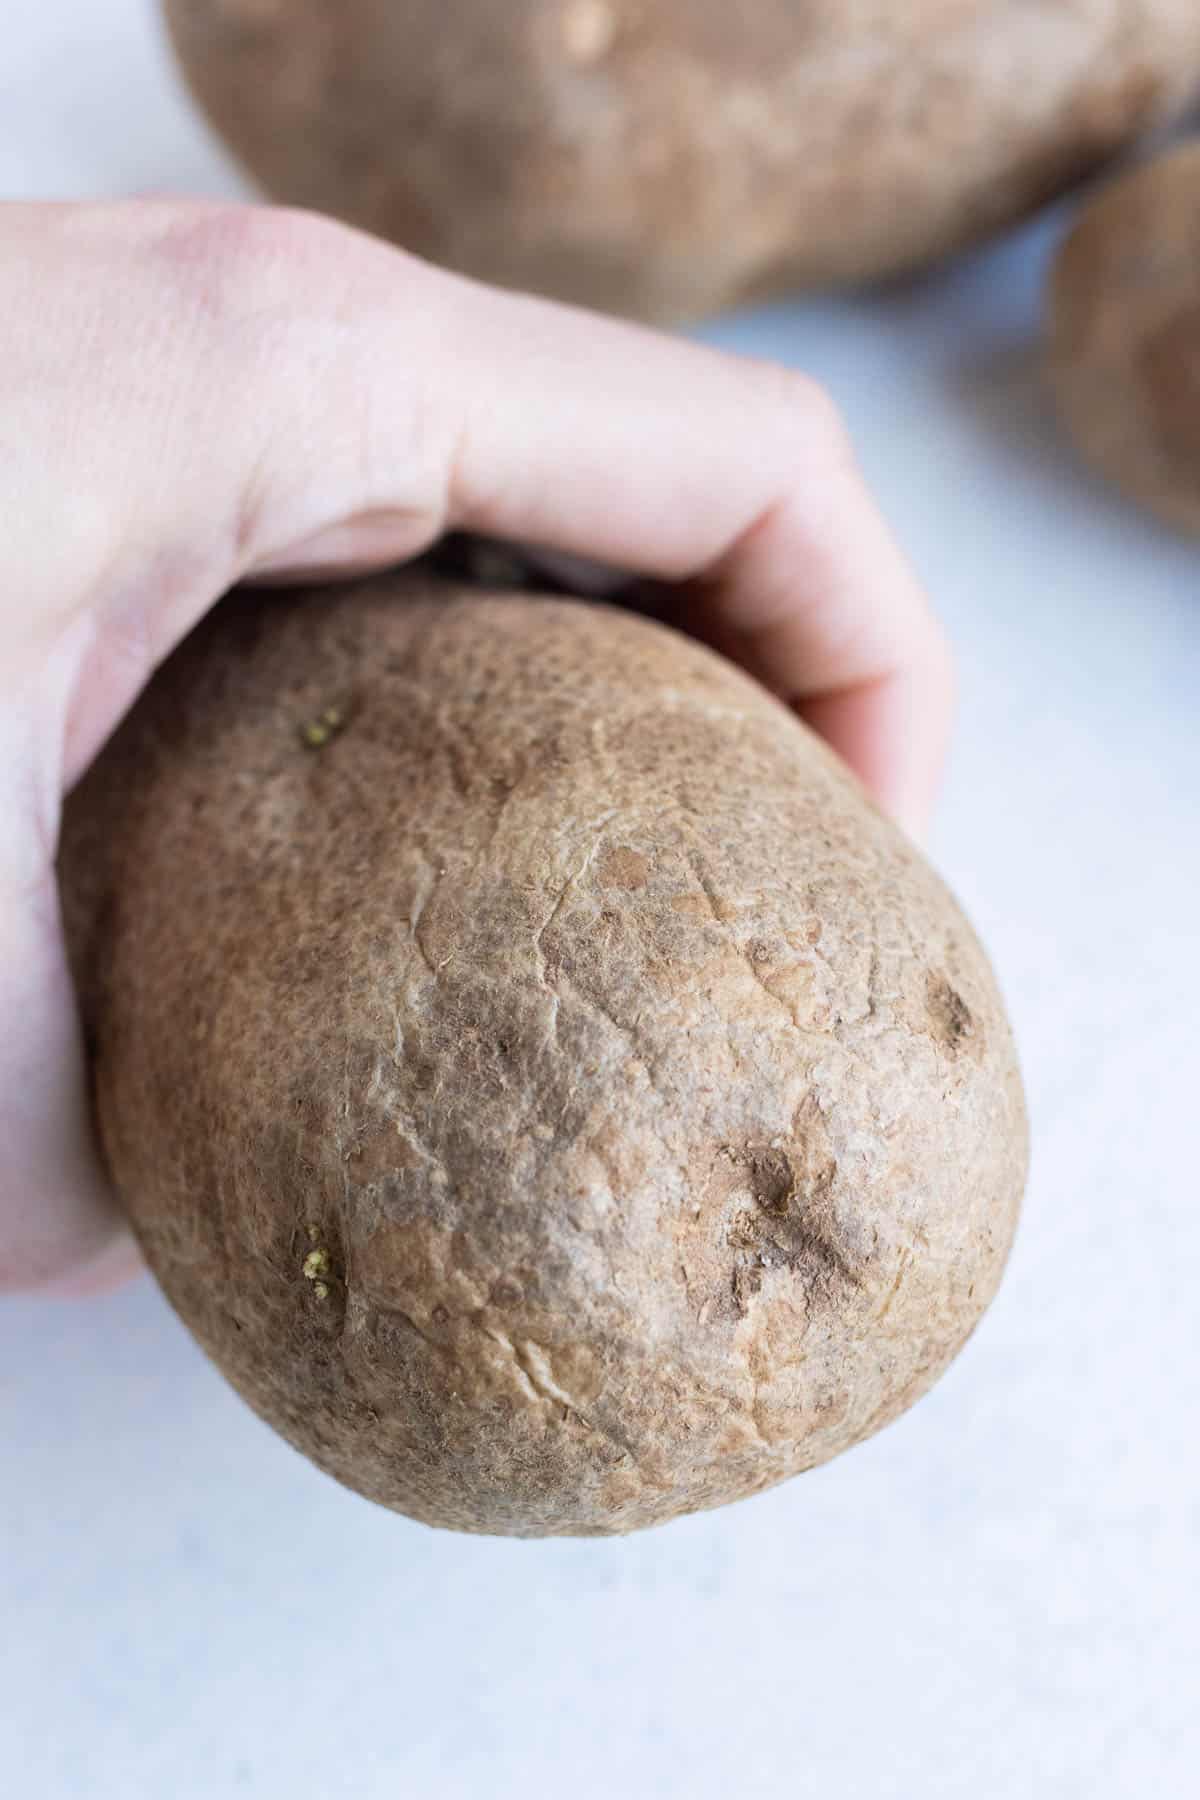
[2,5,1198,1797]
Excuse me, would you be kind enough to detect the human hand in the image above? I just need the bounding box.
[0,201,953,1298]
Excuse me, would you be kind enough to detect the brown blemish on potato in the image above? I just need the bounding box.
[671,893,715,920]
[925,972,975,1055]
[743,1133,863,1293]
[599,847,650,890]
[704,1110,865,1325]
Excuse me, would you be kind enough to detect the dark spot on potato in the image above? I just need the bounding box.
[731,1262,763,1316]
[727,1209,760,1251]
[744,1145,794,1217]
[720,1122,864,1304]
[925,973,975,1054]
[409,1058,438,1093]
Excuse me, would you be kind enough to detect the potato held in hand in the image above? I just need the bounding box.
[163,0,1200,321]
[60,573,1026,1536]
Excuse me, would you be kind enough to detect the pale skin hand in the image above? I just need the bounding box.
[0,201,954,1299]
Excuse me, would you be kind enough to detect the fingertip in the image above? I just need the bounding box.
[798,650,954,848]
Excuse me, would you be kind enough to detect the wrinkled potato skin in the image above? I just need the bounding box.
[60,574,1026,1536]
[1050,141,1200,535]
[164,0,1200,321]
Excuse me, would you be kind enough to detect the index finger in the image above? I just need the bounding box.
[26,203,954,833]
[417,269,954,837]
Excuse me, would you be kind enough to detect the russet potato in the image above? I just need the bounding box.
[60,570,1027,1535]
[1050,141,1200,535]
[165,0,1200,321]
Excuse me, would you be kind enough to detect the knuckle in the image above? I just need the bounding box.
[148,202,361,328]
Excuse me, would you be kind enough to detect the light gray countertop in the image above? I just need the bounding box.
[3,6,1197,1797]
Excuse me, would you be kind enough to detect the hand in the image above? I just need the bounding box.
[0,201,953,1298]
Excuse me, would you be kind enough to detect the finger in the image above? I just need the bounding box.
[801,671,954,842]
[354,259,951,827]
[13,204,951,817]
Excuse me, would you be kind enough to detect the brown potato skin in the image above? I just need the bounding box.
[1050,141,1200,535]
[60,573,1026,1536]
[163,0,1200,322]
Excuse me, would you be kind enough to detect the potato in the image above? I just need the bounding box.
[1049,140,1200,535]
[162,0,1200,321]
[59,569,1026,1536]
